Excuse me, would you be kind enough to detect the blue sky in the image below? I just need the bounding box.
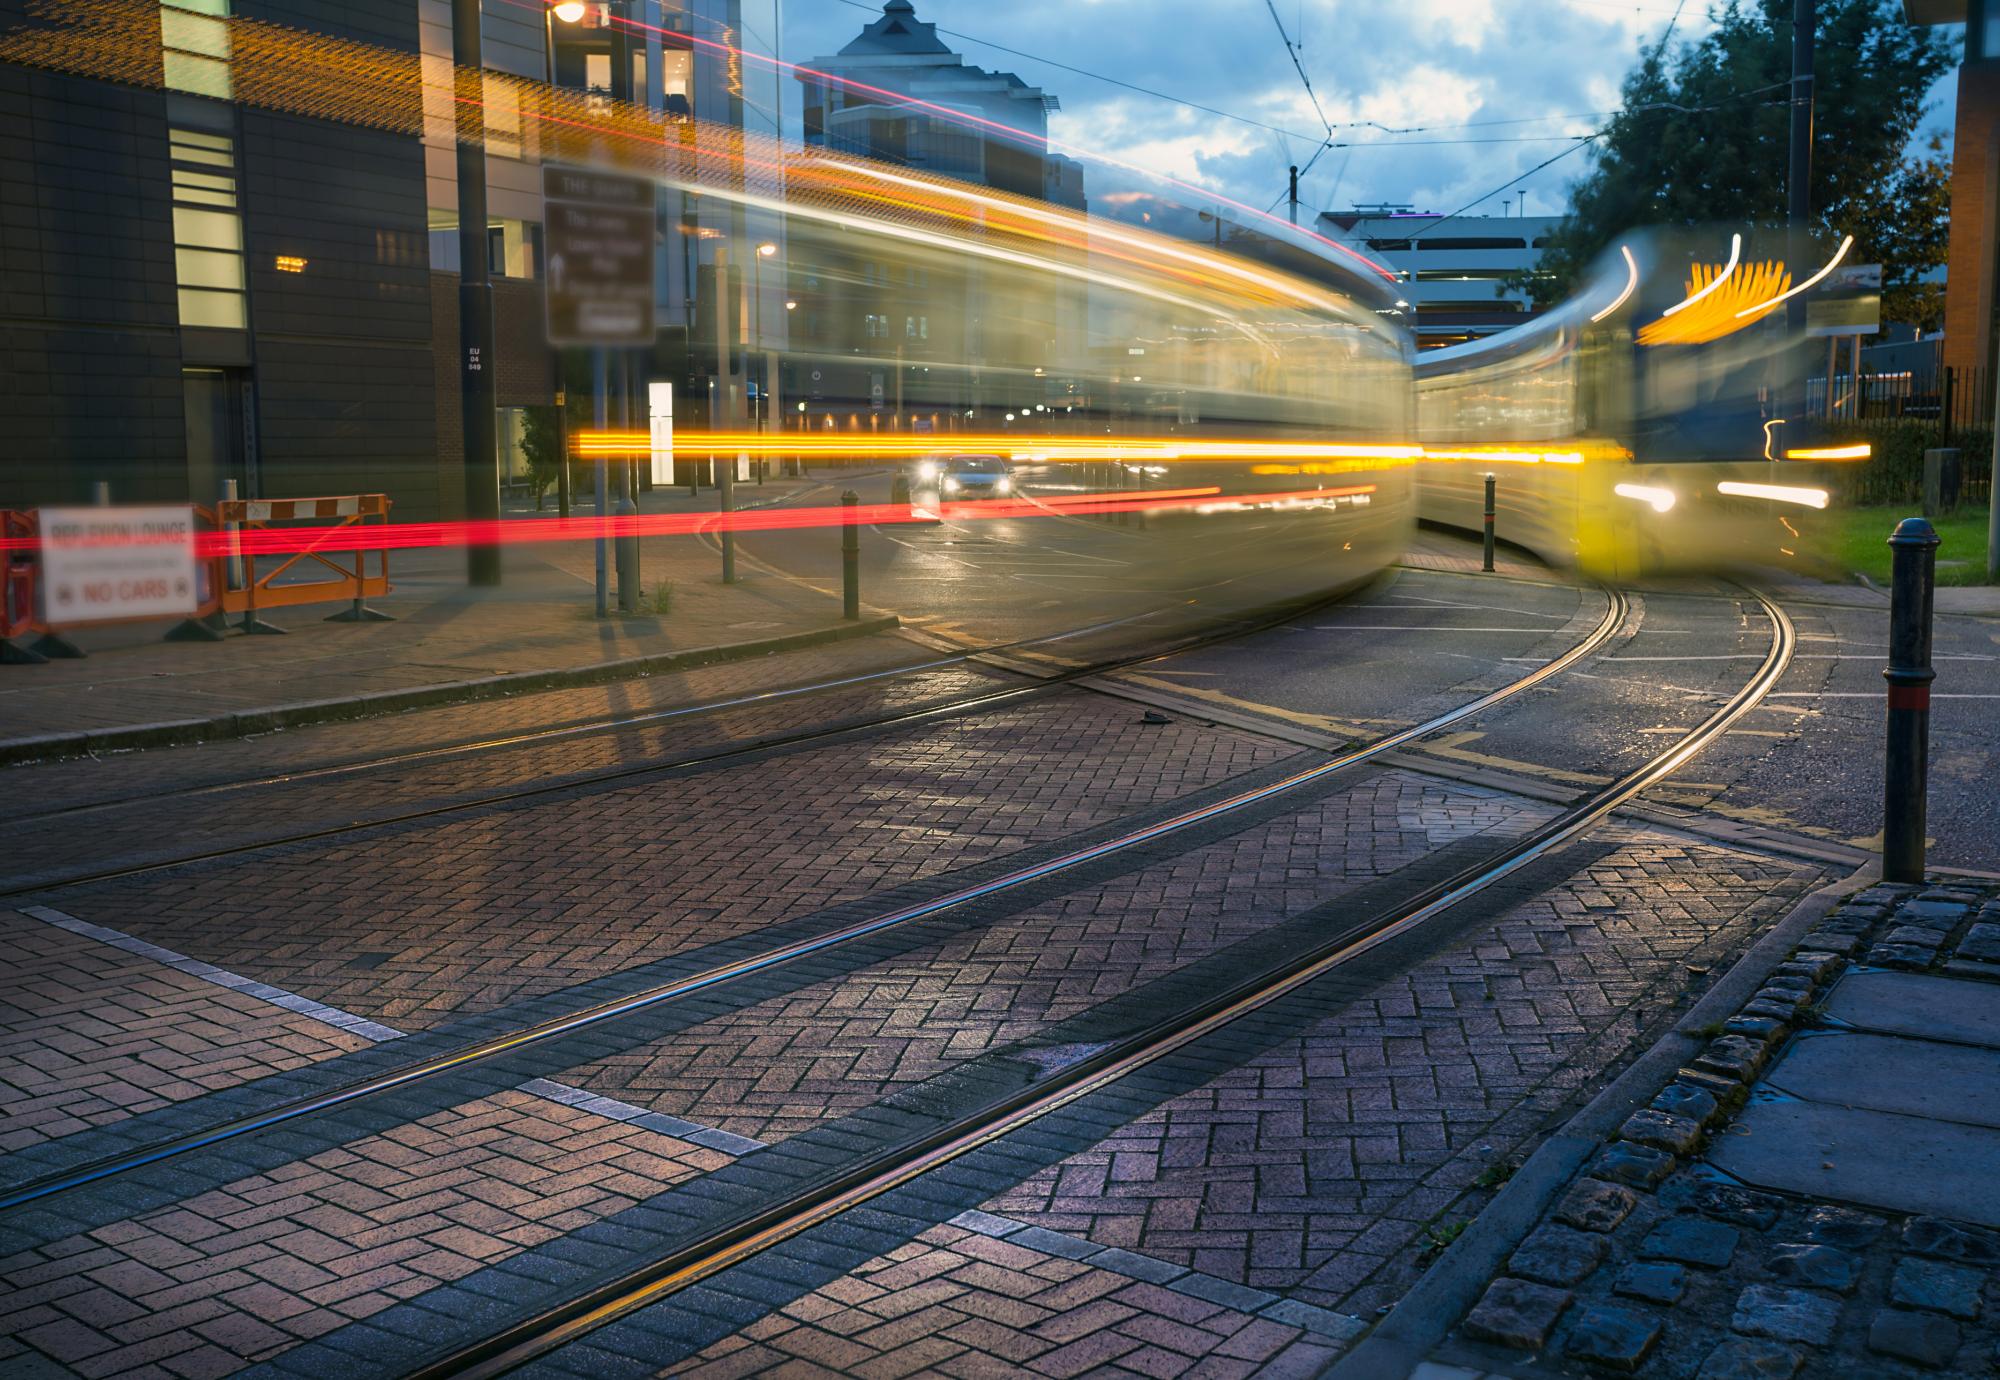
[780,1,1959,225]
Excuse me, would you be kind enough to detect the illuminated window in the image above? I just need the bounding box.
[169,123,246,331]
[161,0,232,100]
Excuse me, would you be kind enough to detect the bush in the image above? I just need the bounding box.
[1821,422,1992,507]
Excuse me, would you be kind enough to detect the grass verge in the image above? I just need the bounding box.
[1830,505,1993,587]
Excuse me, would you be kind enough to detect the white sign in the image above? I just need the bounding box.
[39,505,199,624]
[648,381,675,486]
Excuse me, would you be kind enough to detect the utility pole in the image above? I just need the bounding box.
[454,0,501,586]
[1287,165,1299,227]
[1786,0,1816,424]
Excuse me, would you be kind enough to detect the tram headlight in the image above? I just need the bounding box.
[1614,483,1677,514]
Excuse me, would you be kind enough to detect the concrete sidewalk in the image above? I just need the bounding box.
[0,475,893,763]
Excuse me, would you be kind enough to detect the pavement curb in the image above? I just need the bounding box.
[1321,858,1880,1380]
[0,614,899,768]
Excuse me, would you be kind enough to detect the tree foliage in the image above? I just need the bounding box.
[520,405,564,510]
[1530,0,1954,327]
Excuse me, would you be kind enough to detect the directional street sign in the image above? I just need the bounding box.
[542,165,657,346]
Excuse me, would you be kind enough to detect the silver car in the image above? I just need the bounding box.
[933,454,1013,498]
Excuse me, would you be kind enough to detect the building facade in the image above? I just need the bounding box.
[1315,209,1560,348]
[0,0,783,517]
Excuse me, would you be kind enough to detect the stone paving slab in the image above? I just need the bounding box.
[1824,969,2000,1046]
[1766,1029,2000,1130]
[1712,1098,2000,1228]
[1420,880,2000,1380]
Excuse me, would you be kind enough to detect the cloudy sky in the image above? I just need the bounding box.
[777,0,1957,226]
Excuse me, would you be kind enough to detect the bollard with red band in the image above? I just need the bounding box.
[1882,516,1939,884]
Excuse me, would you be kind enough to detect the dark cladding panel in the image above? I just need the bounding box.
[240,110,433,344]
[0,66,183,506]
[233,0,420,53]
[254,337,441,514]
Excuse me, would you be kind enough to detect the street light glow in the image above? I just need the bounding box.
[551,1,587,23]
[757,242,779,257]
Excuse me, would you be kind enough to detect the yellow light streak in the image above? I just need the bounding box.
[573,429,653,456]
[1638,258,1791,347]
[1782,445,1871,461]
[1717,481,1830,509]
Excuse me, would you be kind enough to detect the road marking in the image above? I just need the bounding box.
[12,906,766,1154]
[1767,692,2000,699]
[1309,625,1566,633]
[1375,595,1572,621]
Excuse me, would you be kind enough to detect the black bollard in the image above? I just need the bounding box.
[1883,516,1939,884]
[720,456,737,585]
[1482,473,1497,573]
[842,490,860,620]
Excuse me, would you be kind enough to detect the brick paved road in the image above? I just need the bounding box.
[980,834,1825,1320]
[0,911,371,1156]
[0,1090,734,1377]
[1,633,933,822]
[551,771,1546,1145]
[35,692,1290,1034]
[668,1222,1345,1379]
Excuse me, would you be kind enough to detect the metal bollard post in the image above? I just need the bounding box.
[1883,516,1939,884]
[1482,473,1497,572]
[841,490,860,620]
[720,455,737,585]
[615,460,640,614]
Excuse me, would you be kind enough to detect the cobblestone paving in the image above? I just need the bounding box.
[669,1222,1347,1379]
[980,835,1826,1320]
[0,910,372,1155]
[0,1090,735,1378]
[43,695,1289,1033]
[552,772,1547,1144]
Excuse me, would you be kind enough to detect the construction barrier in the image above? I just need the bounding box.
[1,493,393,662]
[216,493,395,632]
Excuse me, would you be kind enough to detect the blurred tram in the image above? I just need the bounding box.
[655,134,1421,650]
[1414,229,1844,579]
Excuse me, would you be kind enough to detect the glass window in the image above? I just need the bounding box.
[178,287,247,329]
[163,51,231,100]
[173,205,242,252]
[175,247,243,289]
[161,8,230,59]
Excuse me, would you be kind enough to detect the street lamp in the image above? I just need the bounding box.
[551,1,587,23]
[751,242,779,465]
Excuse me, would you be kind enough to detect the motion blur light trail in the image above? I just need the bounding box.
[0,486,1378,560]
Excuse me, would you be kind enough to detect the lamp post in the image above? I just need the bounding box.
[455,0,500,586]
[754,241,777,478]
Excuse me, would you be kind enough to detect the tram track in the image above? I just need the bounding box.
[403,585,1794,1380]
[0,588,1628,1215]
[0,589,1401,897]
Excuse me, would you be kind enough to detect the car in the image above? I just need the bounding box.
[935,454,1013,498]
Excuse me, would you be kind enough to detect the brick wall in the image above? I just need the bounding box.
[1943,64,2000,379]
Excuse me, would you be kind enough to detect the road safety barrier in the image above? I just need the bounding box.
[215,493,395,633]
[1,493,395,663]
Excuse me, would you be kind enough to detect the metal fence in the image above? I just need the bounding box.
[1808,363,1991,437]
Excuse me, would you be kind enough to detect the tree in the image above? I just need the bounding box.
[520,405,563,511]
[1526,1,1954,317]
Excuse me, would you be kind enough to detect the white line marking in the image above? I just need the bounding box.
[10,906,766,1152]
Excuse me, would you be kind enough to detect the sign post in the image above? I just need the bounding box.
[543,165,657,617]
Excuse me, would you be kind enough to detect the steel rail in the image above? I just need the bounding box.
[0,589,1627,1214]
[0,593,1370,897]
[409,586,1787,1380]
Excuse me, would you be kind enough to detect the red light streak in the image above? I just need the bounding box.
[0,487,1376,559]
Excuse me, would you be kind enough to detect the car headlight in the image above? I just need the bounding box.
[916,461,938,480]
[943,478,960,493]
[994,477,1011,494]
